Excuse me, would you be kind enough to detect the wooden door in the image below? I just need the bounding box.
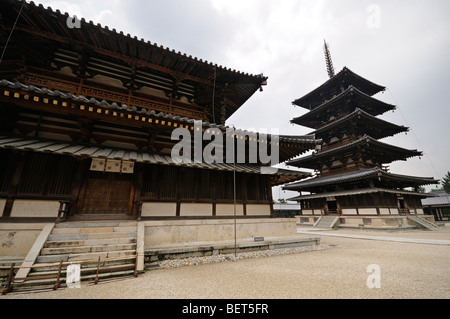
[80,172,133,215]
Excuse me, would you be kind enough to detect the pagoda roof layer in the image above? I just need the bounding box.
[283,167,439,191]
[1,0,267,121]
[286,135,422,169]
[0,135,311,182]
[292,67,386,110]
[291,86,396,129]
[312,108,409,140]
[287,187,436,201]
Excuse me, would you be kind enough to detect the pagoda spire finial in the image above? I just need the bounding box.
[323,39,335,79]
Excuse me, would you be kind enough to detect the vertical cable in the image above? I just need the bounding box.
[233,126,237,258]
[212,65,217,124]
[0,0,25,64]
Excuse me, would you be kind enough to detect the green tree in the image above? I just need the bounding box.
[442,171,450,193]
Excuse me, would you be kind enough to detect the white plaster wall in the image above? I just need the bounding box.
[301,209,313,215]
[389,207,399,215]
[246,204,271,216]
[342,208,358,215]
[216,204,244,216]
[358,208,378,215]
[141,202,177,217]
[10,200,59,218]
[180,203,212,216]
[379,208,391,215]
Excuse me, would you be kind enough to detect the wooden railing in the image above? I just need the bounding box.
[1,255,138,295]
[23,73,207,121]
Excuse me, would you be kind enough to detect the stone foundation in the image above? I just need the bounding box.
[143,218,297,248]
[296,214,437,229]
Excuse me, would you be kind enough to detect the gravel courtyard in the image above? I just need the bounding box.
[2,227,449,299]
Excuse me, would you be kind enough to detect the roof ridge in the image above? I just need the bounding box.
[292,66,386,107]
[311,107,408,135]
[291,85,396,123]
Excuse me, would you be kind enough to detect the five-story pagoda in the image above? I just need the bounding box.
[283,43,438,217]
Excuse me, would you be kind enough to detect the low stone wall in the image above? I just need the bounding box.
[143,218,297,248]
[340,216,408,227]
[144,237,321,265]
[0,223,47,258]
[295,216,320,226]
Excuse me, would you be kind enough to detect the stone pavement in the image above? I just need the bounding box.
[1,226,449,299]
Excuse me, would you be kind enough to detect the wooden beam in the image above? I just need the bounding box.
[13,25,216,87]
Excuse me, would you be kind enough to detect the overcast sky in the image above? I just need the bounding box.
[34,0,450,198]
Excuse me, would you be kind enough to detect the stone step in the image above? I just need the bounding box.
[43,240,85,248]
[68,249,136,262]
[36,249,136,264]
[32,256,136,272]
[47,231,136,242]
[54,221,137,229]
[44,237,136,249]
[52,226,137,234]
[407,216,440,231]
[314,216,339,229]
[41,243,136,255]
[28,263,136,278]
[12,269,137,289]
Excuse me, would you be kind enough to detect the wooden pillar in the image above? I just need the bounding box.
[2,152,27,218]
[133,165,143,218]
[176,167,183,217]
[72,159,90,217]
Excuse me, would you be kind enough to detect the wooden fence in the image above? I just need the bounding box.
[1,255,138,295]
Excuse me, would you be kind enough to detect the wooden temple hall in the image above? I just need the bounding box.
[0,0,319,221]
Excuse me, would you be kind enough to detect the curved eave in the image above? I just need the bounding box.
[270,168,312,187]
[283,167,438,192]
[287,188,435,201]
[291,86,396,129]
[292,67,386,110]
[286,135,422,168]
[312,108,409,139]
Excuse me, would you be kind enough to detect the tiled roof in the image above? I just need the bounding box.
[283,167,438,190]
[292,67,386,110]
[286,134,422,167]
[291,85,396,128]
[311,108,408,138]
[0,135,310,180]
[421,193,450,207]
